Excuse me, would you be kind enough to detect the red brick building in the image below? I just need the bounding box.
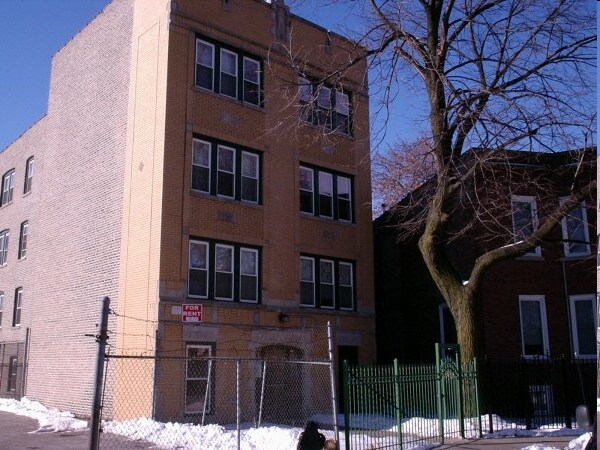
[374,148,596,363]
[0,0,376,420]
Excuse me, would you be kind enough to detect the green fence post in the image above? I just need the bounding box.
[343,360,350,450]
[456,349,465,439]
[394,359,403,450]
[474,358,482,438]
[435,343,445,444]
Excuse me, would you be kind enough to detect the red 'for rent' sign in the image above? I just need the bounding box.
[182,304,203,323]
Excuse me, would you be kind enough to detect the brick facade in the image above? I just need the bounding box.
[0,0,376,420]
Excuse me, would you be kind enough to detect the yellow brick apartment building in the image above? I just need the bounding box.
[0,0,375,421]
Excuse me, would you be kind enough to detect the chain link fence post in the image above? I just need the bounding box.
[90,296,110,450]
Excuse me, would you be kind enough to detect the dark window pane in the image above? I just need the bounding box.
[335,112,350,135]
[196,66,213,90]
[244,80,259,105]
[241,177,258,202]
[339,286,353,309]
[338,199,351,221]
[192,166,210,192]
[300,282,314,306]
[215,273,233,299]
[240,275,257,302]
[221,73,237,98]
[300,191,313,213]
[189,269,208,297]
[319,194,332,217]
[186,380,208,413]
[218,172,234,197]
[320,285,334,308]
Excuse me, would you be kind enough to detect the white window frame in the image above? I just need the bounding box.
[195,39,215,91]
[219,48,238,99]
[319,259,335,309]
[338,261,354,310]
[519,295,550,358]
[511,195,541,257]
[240,151,259,203]
[18,221,28,260]
[300,256,316,307]
[242,56,260,105]
[239,248,258,303]
[189,240,209,299]
[560,199,591,257]
[2,170,14,206]
[569,294,597,358]
[318,172,334,219]
[0,230,9,266]
[217,145,236,199]
[191,139,212,194]
[337,175,352,222]
[299,166,314,214]
[185,344,212,414]
[24,157,34,194]
[214,244,234,301]
[0,291,4,328]
[7,356,18,391]
[13,288,22,327]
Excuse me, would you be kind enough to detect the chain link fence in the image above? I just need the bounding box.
[94,321,339,449]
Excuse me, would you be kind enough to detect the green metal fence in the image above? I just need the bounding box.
[342,344,480,450]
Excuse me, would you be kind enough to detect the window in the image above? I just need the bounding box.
[191,136,261,204]
[240,248,258,302]
[185,344,213,414]
[300,255,355,310]
[13,288,22,327]
[299,167,314,214]
[569,294,597,358]
[300,165,354,222]
[0,292,4,327]
[560,200,590,257]
[23,157,34,194]
[298,77,352,135]
[192,140,211,193]
[0,230,9,266]
[220,49,238,98]
[18,221,28,260]
[511,195,540,257]
[300,257,316,307]
[195,36,263,106]
[243,57,261,105]
[1,170,14,206]
[189,239,260,303]
[519,295,549,357]
[7,356,17,392]
[217,146,235,198]
[196,40,214,90]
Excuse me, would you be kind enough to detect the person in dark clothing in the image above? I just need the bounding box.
[297,420,326,450]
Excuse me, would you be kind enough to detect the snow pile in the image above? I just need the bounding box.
[0,397,592,450]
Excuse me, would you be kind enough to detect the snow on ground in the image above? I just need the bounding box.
[0,397,592,450]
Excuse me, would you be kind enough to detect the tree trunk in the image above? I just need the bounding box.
[453,295,479,362]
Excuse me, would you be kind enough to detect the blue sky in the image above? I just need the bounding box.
[0,0,422,152]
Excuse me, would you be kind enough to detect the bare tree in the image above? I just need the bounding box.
[286,0,597,361]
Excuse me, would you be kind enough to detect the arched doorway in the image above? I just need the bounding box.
[256,344,303,425]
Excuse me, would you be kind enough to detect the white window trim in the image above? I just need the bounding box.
[338,261,354,311]
[300,256,316,307]
[0,230,9,266]
[242,56,260,104]
[319,259,335,309]
[241,151,259,203]
[217,145,236,199]
[0,292,4,328]
[2,170,14,205]
[318,172,334,219]
[18,221,28,260]
[219,48,238,98]
[511,195,541,257]
[239,247,259,303]
[191,139,212,194]
[195,39,215,91]
[185,344,212,414]
[519,295,550,358]
[189,240,209,299]
[13,288,22,327]
[337,175,352,222]
[214,244,234,301]
[24,158,33,194]
[560,199,591,258]
[569,294,597,358]
[299,166,314,214]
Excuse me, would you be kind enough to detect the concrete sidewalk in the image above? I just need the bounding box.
[434,435,575,449]
[0,410,153,449]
